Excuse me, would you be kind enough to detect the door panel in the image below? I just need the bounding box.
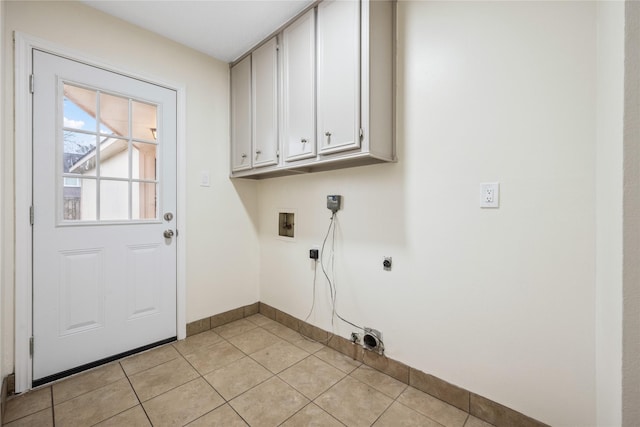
[58,248,105,335]
[32,50,177,382]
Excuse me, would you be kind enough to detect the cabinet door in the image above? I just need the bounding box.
[282,9,316,162]
[317,0,360,154]
[230,56,252,172]
[252,37,279,168]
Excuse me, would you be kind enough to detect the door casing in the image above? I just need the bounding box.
[14,32,188,393]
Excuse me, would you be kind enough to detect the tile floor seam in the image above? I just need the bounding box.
[119,364,152,426]
[369,397,396,427]
[50,387,55,427]
[201,338,278,403]
[390,398,449,427]
[129,360,199,404]
[122,350,181,377]
[211,369,276,404]
[275,401,342,427]
[229,404,252,427]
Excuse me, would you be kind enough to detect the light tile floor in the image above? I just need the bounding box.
[3,315,495,427]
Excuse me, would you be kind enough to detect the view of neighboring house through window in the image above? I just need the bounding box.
[62,83,159,222]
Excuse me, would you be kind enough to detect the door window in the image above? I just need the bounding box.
[62,82,159,222]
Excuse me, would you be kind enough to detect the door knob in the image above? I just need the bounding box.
[163,229,174,238]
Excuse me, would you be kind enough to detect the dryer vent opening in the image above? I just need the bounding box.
[363,328,384,355]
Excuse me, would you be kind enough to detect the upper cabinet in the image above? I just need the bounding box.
[230,0,395,179]
[230,56,251,172]
[282,9,316,162]
[317,0,360,154]
[252,37,279,168]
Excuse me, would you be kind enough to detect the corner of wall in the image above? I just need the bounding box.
[595,1,625,425]
[623,1,640,425]
[0,3,6,420]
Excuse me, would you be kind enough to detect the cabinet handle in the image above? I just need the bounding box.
[256,150,262,155]
[241,153,247,159]
[301,138,308,143]
[325,132,331,144]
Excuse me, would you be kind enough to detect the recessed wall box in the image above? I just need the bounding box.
[278,212,295,238]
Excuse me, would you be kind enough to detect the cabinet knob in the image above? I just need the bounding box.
[256,150,262,155]
[301,138,308,143]
[241,153,247,159]
[325,132,331,137]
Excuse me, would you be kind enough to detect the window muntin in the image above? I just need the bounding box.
[61,82,159,223]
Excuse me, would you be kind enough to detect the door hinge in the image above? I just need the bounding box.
[29,206,34,226]
[29,336,34,358]
[29,74,34,94]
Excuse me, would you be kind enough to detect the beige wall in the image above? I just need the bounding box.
[258,2,597,425]
[1,1,261,375]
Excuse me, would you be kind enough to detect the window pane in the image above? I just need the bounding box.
[133,142,157,181]
[63,178,96,221]
[63,84,98,132]
[99,93,129,137]
[100,180,129,220]
[133,182,157,220]
[99,139,129,179]
[132,100,157,141]
[64,131,97,175]
[63,177,80,187]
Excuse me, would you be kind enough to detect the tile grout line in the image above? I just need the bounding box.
[50,386,56,427]
[119,361,153,426]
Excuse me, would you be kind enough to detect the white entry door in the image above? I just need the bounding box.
[32,50,177,384]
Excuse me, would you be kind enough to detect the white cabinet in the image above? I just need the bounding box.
[230,56,251,172]
[282,9,316,162]
[230,38,279,171]
[252,37,279,168]
[317,0,360,154]
[230,0,395,179]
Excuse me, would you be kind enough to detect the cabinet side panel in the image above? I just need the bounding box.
[367,0,395,160]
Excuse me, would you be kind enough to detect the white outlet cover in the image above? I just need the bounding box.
[480,182,499,208]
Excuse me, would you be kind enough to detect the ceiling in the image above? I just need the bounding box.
[80,0,315,63]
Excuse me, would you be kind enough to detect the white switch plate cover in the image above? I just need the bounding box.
[480,182,499,208]
[200,170,210,187]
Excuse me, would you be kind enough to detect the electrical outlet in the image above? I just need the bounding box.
[480,182,499,208]
[350,332,361,344]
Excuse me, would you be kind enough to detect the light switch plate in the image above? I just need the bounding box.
[480,182,499,208]
[200,170,210,187]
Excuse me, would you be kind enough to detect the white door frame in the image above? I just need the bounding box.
[14,32,187,393]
